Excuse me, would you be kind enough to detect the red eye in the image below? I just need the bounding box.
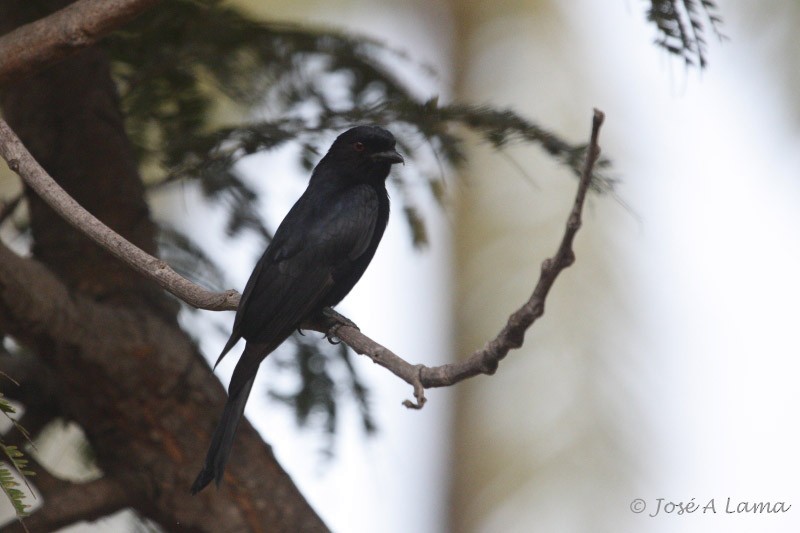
[353,142,365,152]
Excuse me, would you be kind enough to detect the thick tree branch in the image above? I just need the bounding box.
[0,0,161,86]
[4,468,129,533]
[0,238,327,532]
[0,110,605,409]
[0,353,60,407]
[0,352,64,444]
[0,19,328,528]
[27,478,128,533]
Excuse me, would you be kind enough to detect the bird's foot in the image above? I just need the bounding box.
[322,307,359,329]
[321,307,359,344]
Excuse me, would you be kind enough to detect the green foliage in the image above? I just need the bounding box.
[0,446,32,518]
[108,0,614,245]
[645,0,725,68]
[0,376,34,526]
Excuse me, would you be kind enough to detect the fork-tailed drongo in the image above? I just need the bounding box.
[191,125,403,493]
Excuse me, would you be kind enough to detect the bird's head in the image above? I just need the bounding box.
[316,125,404,183]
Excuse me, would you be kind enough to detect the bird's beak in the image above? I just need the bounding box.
[371,150,404,165]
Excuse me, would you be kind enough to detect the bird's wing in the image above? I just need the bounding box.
[223,184,380,396]
[214,254,267,364]
[214,187,325,367]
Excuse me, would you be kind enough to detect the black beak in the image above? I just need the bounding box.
[371,150,404,165]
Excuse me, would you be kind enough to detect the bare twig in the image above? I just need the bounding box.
[311,109,604,406]
[0,0,161,86]
[0,119,238,311]
[0,110,605,408]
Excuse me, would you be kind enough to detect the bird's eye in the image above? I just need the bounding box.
[353,142,365,152]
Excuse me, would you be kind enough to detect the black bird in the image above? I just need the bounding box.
[191,125,403,493]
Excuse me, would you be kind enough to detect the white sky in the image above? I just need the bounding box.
[577,2,800,532]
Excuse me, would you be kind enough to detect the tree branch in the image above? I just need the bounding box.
[3,469,129,533]
[0,0,161,86]
[0,118,238,311]
[26,478,128,533]
[0,352,64,445]
[0,237,327,531]
[0,110,605,408]
[310,110,605,407]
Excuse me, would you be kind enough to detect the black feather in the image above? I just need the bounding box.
[192,125,402,493]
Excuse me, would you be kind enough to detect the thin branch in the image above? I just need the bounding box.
[0,119,238,311]
[312,110,605,406]
[0,110,605,409]
[0,0,161,86]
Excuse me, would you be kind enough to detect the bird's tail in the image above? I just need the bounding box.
[190,374,256,494]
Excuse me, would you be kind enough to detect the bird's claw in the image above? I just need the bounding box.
[321,307,358,344]
[321,307,359,330]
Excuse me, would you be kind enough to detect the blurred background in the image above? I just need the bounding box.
[3,0,800,532]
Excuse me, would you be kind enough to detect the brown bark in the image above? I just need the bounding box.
[0,2,327,531]
[0,0,162,86]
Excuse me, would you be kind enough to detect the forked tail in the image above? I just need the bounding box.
[190,375,256,494]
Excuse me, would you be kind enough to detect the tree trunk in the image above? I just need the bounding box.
[0,2,327,531]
